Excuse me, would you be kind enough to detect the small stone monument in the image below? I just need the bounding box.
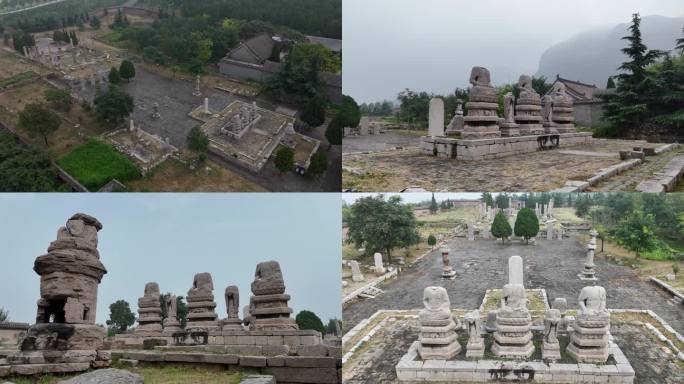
[204,97,210,114]
[492,283,534,358]
[463,67,501,139]
[359,116,369,135]
[499,92,520,136]
[467,223,475,241]
[464,310,484,358]
[579,230,598,280]
[129,119,135,132]
[445,100,464,135]
[566,286,610,363]
[185,272,219,331]
[551,82,576,133]
[135,282,163,336]
[541,94,557,134]
[373,253,385,276]
[249,261,298,331]
[508,255,524,286]
[553,297,569,332]
[350,260,365,282]
[440,247,456,279]
[151,102,161,120]
[223,285,242,330]
[546,221,554,240]
[428,98,445,137]
[193,74,202,96]
[514,75,543,135]
[557,227,563,240]
[542,308,561,360]
[417,287,461,359]
[162,294,182,335]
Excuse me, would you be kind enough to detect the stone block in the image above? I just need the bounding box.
[297,344,329,357]
[262,345,289,356]
[240,356,267,367]
[11,362,90,375]
[264,367,339,384]
[284,356,336,368]
[267,357,285,367]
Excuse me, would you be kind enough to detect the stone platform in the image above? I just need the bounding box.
[396,340,634,383]
[420,132,593,161]
[113,329,322,349]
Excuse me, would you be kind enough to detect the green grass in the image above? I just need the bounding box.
[418,207,478,223]
[0,71,37,89]
[57,139,141,190]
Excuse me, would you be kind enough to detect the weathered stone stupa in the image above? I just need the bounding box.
[462,67,501,139]
[491,256,533,358]
[580,230,598,280]
[514,75,544,135]
[440,247,456,279]
[223,285,242,330]
[185,272,219,330]
[135,282,162,336]
[417,286,461,359]
[249,261,298,331]
[566,286,610,363]
[9,213,110,372]
[550,82,576,133]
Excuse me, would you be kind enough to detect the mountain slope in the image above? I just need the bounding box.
[536,15,684,87]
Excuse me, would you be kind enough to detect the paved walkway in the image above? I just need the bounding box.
[343,236,684,334]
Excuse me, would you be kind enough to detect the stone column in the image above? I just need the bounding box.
[467,223,475,241]
[546,221,554,240]
[204,97,210,114]
[579,230,598,280]
[440,247,456,279]
[428,98,444,137]
[359,116,369,135]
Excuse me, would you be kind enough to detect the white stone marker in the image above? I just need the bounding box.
[547,221,554,240]
[373,252,385,276]
[350,260,365,282]
[428,98,445,137]
[508,255,524,286]
[359,116,369,135]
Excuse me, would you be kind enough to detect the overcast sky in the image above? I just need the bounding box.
[343,0,684,103]
[0,194,341,325]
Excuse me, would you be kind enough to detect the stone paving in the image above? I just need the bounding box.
[343,319,684,383]
[589,146,684,191]
[342,237,684,335]
[342,138,674,191]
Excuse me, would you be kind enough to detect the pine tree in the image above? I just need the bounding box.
[491,211,512,244]
[600,13,663,128]
[514,208,539,244]
[108,67,121,84]
[429,193,438,214]
[606,76,616,89]
[676,27,684,53]
[119,60,136,81]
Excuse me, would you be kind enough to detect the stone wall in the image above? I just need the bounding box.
[0,323,29,347]
[218,60,269,82]
[573,101,606,128]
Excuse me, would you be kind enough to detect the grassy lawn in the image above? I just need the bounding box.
[4,363,246,384]
[552,207,585,225]
[57,140,141,190]
[126,158,265,192]
[418,207,479,223]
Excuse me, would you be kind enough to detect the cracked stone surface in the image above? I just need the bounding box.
[342,137,673,191]
[343,319,684,384]
[343,131,425,154]
[343,236,684,335]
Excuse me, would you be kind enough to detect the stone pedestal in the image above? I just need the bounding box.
[249,261,298,331]
[464,310,484,358]
[462,67,500,139]
[491,284,534,359]
[514,75,543,135]
[135,282,162,336]
[186,273,219,331]
[440,247,456,279]
[417,287,461,360]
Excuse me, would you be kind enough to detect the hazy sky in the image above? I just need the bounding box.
[0,194,341,325]
[343,0,684,103]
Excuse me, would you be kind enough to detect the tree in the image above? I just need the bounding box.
[347,195,420,262]
[119,60,136,82]
[44,88,72,112]
[495,193,510,209]
[274,146,294,172]
[159,294,189,329]
[606,76,616,89]
[18,103,60,146]
[614,211,657,257]
[676,27,684,53]
[575,195,591,217]
[108,67,121,84]
[0,131,60,191]
[187,126,209,155]
[600,13,663,127]
[427,234,437,249]
[491,211,512,244]
[0,307,8,322]
[514,208,539,244]
[266,43,325,102]
[106,300,136,334]
[90,16,101,29]
[295,310,326,334]
[429,193,438,214]
[308,151,327,176]
[325,116,342,146]
[338,95,361,128]
[326,319,340,335]
[301,94,326,127]
[93,86,134,126]
[531,76,552,96]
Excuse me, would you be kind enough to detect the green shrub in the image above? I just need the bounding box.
[592,124,619,138]
[57,140,141,190]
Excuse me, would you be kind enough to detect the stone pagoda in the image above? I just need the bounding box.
[9,213,110,371]
[550,82,576,133]
[417,286,461,359]
[566,286,610,363]
[514,75,544,135]
[135,282,163,336]
[249,261,298,331]
[162,294,182,336]
[440,246,456,279]
[580,230,598,280]
[462,66,501,139]
[491,282,534,358]
[185,272,220,331]
[223,285,242,330]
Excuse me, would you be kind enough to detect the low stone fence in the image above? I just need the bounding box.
[54,162,89,192]
[342,269,398,306]
[552,159,642,192]
[649,277,684,304]
[636,155,684,192]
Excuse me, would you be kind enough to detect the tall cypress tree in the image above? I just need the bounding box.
[600,13,663,128]
[491,211,512,244]
[430,193,438,214]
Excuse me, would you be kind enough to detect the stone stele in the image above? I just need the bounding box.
[566,286,610,363]
[417,286,461,360]
[428,98,445,137]
[249,261,298,331]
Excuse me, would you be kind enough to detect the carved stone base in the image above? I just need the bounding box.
[465,338,484,358]
[542,341,561,361]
